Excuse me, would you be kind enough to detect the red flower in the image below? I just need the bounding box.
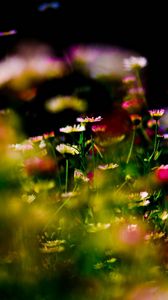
[25,156,57,176]
[155,165,168,183]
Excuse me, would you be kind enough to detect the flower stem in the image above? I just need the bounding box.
[126,128,136,164]
[91,134,95,169]
[153,120,158,154]
[65,159,69,193]
[148,120,158,162]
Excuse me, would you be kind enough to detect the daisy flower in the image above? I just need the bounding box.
[123,56,147,71]
[56,144,80,155]
[148,109,165,120]
[77,116,103,123]
[59,124,85,133]
[74,169,89,182]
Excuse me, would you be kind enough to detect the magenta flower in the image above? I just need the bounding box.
[155,165,168,183]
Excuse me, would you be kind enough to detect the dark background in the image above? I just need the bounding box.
[0,1,168,103]
[0,1,168,134]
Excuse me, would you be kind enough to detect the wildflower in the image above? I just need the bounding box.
[59,124,85,133]
[0,47,66,89]
[25,156,57,175]
[43,131,55,139]
[45,96,87,113]
[155,165,168,183]
[149,109,165,120]
[70,45,135,78]
[39,140,46,149]
[9,143,33,151]
[77,116,103,123]
[56,144,80,155]
[29,135,43,142]
[128,87,145,95]
[122,98,145,113]
[140,191,149,199]
[91,124,107,132]
[123,56,147,70]
[40,240,66,253]
[130,114,142,126]
[147,119,158,128]
[160,211,168,221]
[61,191,79,198]
[98,163,119,170]
[74,169,89,182]
[122,75,136,84]
[86,222,111,233]
[119,223,144,245]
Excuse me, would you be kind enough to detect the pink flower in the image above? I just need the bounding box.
[155,165,168,183]
[25,156,57,176]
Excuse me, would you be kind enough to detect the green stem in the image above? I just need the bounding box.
[65,159,69,193]
[116,180,127,193]
[43,184,78,231]
[91,134,95,169]
[153,120,158,154]
[148,120,158,162]
[126,128,136,164]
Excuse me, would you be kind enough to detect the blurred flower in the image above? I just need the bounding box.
[69,45,137,78]
[86,222,111,233]
[119,223,144,246]
[122,75,136,84]
[59,124,85,133]
[56,144,80,155]
[39,140,46,149]
[74,169,89,182]
[161,211,168,221]
[122,98,145,114]
[128,87,145,95]
[9,142,33,151]
[0,44,66,90]
[40,240,66,253]
[147,119,158,128]
[130,114,142,126]
[77,116,103,123]
[43,131,55,139]
[123,56,147,70]
[140,191,149,199]
[149,109,165,120]
[61,191,79,198]
[91,124,107,132]
[45,96,87,113]
[98,163,119,170]
[25,156,57,175]
[155,165,168,183]
[29,135,43,142]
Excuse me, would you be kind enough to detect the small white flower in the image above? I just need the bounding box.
[56,144,80,155]
[140,191,149,199]
[76,116,103,123]
[123,56,147,70]
[59,124,85,133]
